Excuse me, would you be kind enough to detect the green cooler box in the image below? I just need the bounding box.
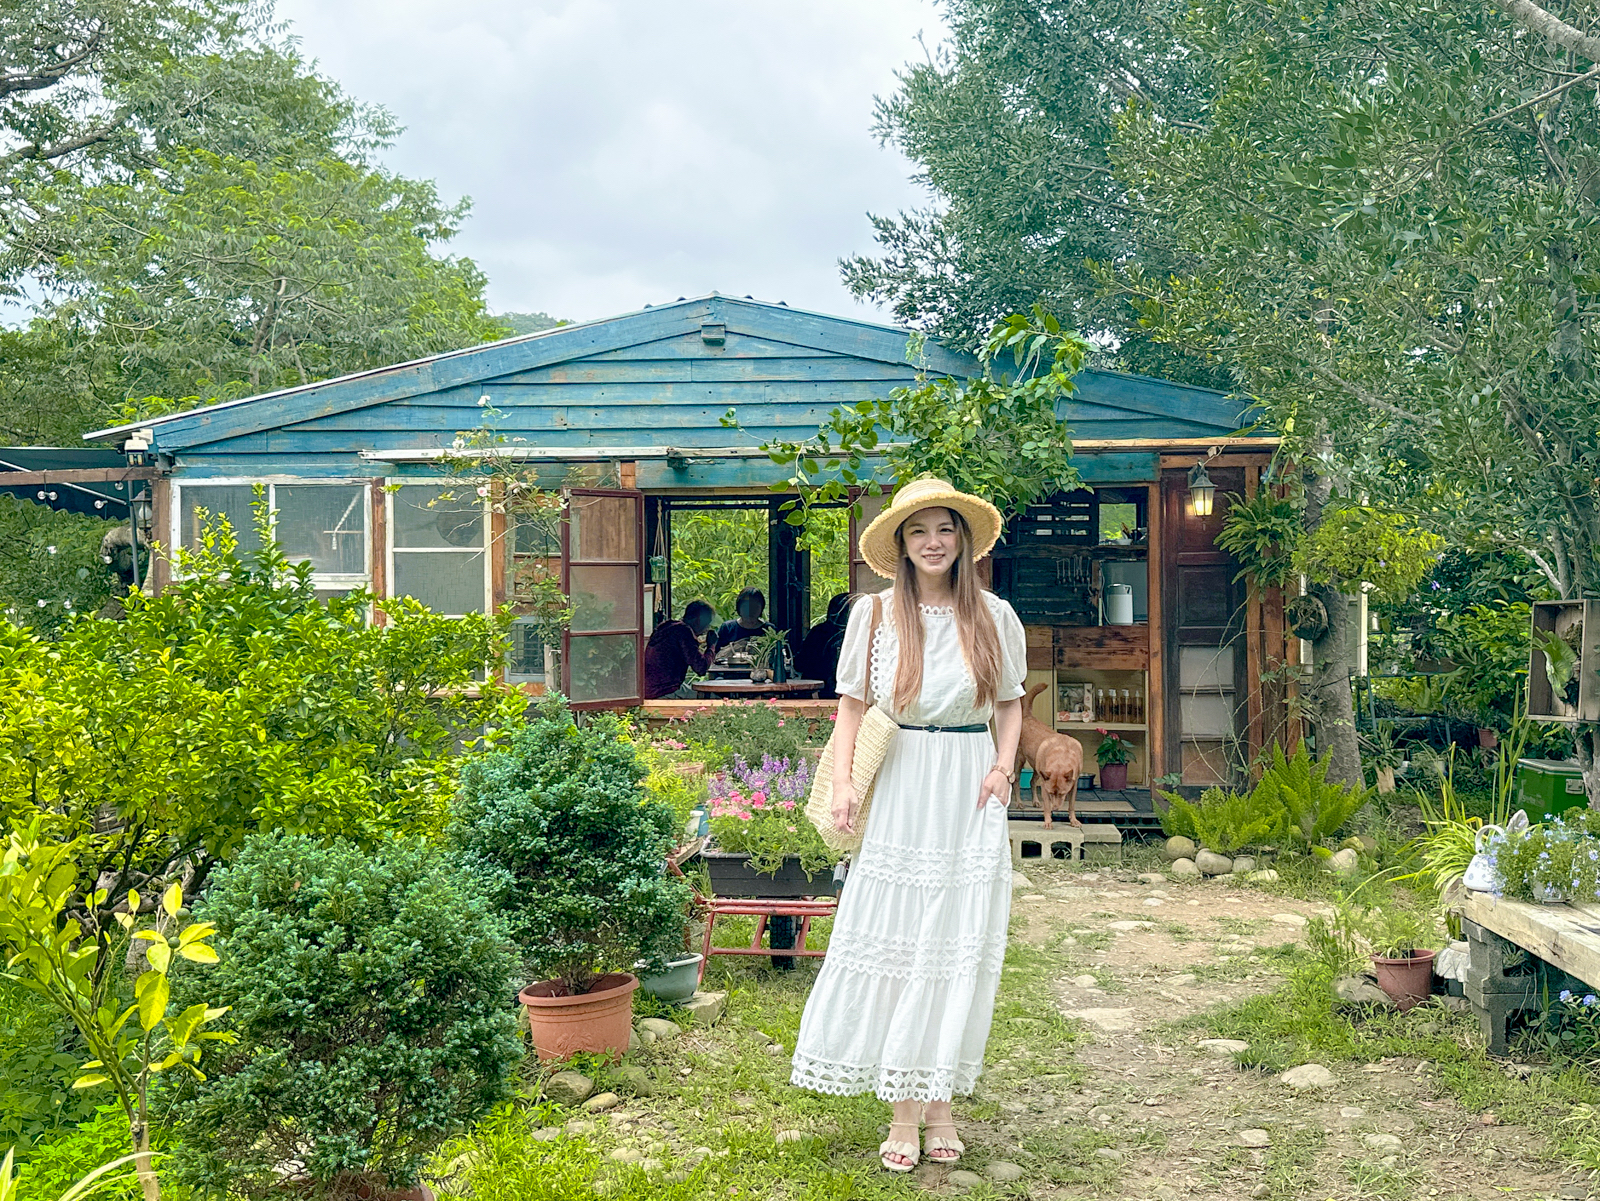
[1514,758,1588,824]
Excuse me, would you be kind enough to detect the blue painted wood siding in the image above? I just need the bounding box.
[101,296,1257,487]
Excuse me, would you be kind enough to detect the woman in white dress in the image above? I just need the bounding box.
[789,476,1026,1172]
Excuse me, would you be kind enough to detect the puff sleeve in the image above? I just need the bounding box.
[991,595,1027,703]
[832,594,879,703]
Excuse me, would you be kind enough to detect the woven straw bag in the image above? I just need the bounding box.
[806,594,898,855]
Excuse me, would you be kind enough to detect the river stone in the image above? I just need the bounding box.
[1137,872,1167,885]
[1108,920,1154,931]
[681,990,727,1026]
[1013,870,1034,889]
[1247,869,1280,884]
[1231,856,1257,875]
[609,1147,644,1163]
[1270,912,1308,927]
[1363,1133,1404,1152]
[1279,1063,1337,1090]
[1163,836,1197,862]
[1170,857,1201,878]
[637,1017,682,1042]
[985,1161,1026,1182]
[1237,1128,1271,1147]
[628,1028,642,1052]
[1094,1147,1124,1161]
[1334,975,1393,1006]
[583,1091,622,1112]
[564,1119,596,1136]
[1325,848,1361,876]
[948,1170,984,1190]
[614,1064,655,1097]
[1071,974,1099,988]
[1199,1038,1250,1057]
[1075,1008,1137,1032]
[546,1071,595,1106]
[532,1126,563,1142]
[1195,849,1234,876]
[775,1129,803,1143]
[639,1159,663,1173]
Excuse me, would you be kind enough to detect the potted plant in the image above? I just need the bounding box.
[637,891,711,1002]
[451,695,690,1060]
[746,627,790,684]
[704,753,841,897]
[1095,729,1136,791]
[1364,907,1436,1011]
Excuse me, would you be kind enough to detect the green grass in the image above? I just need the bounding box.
[1183,963,1600,1169]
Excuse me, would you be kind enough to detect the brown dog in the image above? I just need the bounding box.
[1013,682,1083,829]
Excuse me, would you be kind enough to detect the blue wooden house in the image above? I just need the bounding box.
[86,295,1283,787]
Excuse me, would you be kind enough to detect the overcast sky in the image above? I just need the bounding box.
[272,0,948,325]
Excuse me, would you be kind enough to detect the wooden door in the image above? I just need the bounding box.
[561,488,646,709]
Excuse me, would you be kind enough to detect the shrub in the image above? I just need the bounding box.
[452,695,690,995]
[172,832,521,1199]
[1159,786,1285,855]
[0,981,99,1154]
[664,701,818,767]
[1252,742,1372,849]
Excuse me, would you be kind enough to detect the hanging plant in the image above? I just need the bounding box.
[1217,485,1305,591]
[1286,594,1329,640]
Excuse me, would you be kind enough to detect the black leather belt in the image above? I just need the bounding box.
[898,723,989,733]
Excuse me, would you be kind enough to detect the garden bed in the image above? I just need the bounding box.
[703,851,840,899]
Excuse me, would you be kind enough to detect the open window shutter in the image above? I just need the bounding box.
[847,490,889,594]
[561,487,646,709]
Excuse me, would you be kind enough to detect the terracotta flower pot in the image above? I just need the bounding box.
[1099,762,1129,791]
[1371,949,1436,1011]
[519,972,639,1061]
[1477,727,1499,750]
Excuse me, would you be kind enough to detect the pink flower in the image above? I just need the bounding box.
[750,791,767,806]
[786,825,797,833]
[780,800,795,810]
[777,719,785,727]
[739,813,752,821]
[828,712,838,722]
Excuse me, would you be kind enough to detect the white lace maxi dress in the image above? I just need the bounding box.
[790,589,1027,1103]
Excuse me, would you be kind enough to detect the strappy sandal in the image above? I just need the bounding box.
[879,1120,921,1172]
[922,1109,965,1165]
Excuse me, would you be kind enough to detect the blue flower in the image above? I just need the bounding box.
[1585,995,1598,1008]
[1561,990,1574,1002]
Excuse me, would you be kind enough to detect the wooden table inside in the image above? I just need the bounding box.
[689,678,825,699]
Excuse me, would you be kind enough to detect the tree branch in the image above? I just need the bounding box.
[1493,0,1600,66]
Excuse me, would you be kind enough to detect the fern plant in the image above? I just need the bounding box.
[1252,742,1372,850]
[1159,787,1286,855]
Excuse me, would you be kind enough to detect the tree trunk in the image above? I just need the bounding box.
[1303,441,1363,787]
[133,1119,159,1201]
[1576,726,1600,810]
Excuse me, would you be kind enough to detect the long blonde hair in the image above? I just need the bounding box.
[890,507,1003,712]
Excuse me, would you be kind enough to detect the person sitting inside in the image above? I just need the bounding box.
[715,587,772,649]
[797,592,854,697]
[644,599,718,699]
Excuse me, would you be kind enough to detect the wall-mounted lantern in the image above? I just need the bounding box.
[1187,461,1216,517]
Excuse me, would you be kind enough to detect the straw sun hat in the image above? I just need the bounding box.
[858,476,1003,579]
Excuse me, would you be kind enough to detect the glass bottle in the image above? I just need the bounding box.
[1134,686,1144,723]
[1095,688,1106,722]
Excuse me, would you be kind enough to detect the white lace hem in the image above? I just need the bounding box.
[822,935,1006,981]
[790,1053,983,1102]
[851,838,1011,887]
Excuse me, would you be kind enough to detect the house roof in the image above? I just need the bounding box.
[83,294,1261,487]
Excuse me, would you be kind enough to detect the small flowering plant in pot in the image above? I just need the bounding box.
[1546,990,1600,1057]
[705,753,839,895]
[1095,729,1136,791]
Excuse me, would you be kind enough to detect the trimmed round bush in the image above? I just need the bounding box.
[451,694,690,995]
[172,832,521,1197]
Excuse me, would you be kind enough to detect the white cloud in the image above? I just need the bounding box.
[273,0,945,323]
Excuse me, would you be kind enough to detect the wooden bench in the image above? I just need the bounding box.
[1459,892,1600,1053]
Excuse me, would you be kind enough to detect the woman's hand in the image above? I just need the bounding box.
[832,778,860,833]
[977,768,1011,811]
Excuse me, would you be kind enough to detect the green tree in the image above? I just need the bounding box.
[842,0,1227,385]
[0,505,522,926]
[1099,0,1600,791]
[2,6,510,440]
[729,308,1085,526]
